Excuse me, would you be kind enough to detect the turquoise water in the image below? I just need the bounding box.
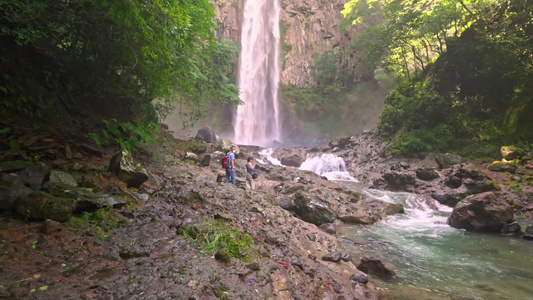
[338,188,533,300]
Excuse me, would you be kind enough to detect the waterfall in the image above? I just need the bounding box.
[300,154,358,181]
[234,0,281,146]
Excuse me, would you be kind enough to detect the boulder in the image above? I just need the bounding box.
[13,192,76,222]
[108,150,149,188]
[448,192,514,232]
[431,190,465,207]
[49,170,78,187]
[464,178,498,194]
[0,181,33,210]
[280,155,305,167]
[194,126,216,143]
[289,192,337,226]
[444,175,462,188]
[381,172,416,191]
[337,198,404,224]
[488,162,517,173]
[415,168,439,181]
[184,152,198,162]
[356,257,396,280]
[501,220,520,234]
[0,160,34,173]
[524,225,533,240]
[500,146,525,160]
[43,182,128,211]
[200,154,211,167]
[435,153,462,169]
[16,165,50,190]
[219,139,240,155]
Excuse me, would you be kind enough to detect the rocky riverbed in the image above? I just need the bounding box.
[1,127,532,299]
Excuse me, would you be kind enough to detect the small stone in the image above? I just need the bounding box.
[445,176,462,188]
[350,273,368,284]
[40,219,62,235]
[304,269,316,278]
[319,223,336,235]
[308,254,317,261]
[306,232,316,241]
[290,257,304,269]
[330,280,342,292]
[49,170,78,187]
[341,252,351,261]
[322,251,342,263]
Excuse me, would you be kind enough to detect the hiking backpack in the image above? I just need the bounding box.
[221,155,228,169]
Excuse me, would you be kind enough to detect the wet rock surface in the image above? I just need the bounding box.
[356,257,396,280]
[448,192,514,232]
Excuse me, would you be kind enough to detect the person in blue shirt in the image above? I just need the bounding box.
[225,146,237,185]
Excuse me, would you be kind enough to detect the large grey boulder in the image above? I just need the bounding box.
[448,192,514,232]
[16,165,50,190]
[49,170,78,187]
[376,171,416,191]
[431,190,466,207]
[108,150,149,188]
[280,155,305,167]
[0,181,33,210]
[435,153,462,169]
[43,182,128,211]
[287,192,337,226]
[13,192,76,222]
[194,126,216,143]
[337,198,404,225]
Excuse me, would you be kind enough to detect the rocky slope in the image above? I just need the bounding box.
[0,129,399,299]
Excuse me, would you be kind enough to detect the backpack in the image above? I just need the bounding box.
[221,155,228,169]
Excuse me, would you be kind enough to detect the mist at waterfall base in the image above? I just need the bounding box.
[233,0,281,147]
[300,154,533,299]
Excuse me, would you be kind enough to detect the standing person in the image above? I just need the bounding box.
[225,146,237,185]
[245,156,257,192]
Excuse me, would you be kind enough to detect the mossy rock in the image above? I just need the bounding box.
[488,162,517,173]
[0,160,34,173]
[500,146,525,160]
[14,192,76,222]
[178,139,208,154]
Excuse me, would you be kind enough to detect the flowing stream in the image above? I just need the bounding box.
[234,0,282,146]
[300,154,533,300]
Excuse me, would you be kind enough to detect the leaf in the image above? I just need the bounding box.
[0,128,11,134]
[39,286,48,291]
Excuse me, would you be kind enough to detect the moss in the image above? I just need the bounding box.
[183,220,256,262]
[177,139,207,154]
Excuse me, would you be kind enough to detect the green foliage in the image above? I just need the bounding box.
[94,119,159,152]
[177,139,208,155]
[342,0,500,78]
[183,220,255,262]
[0,0,240,129]
[312,50,338,86]
[69,207,123,239]
[376,0,532,157]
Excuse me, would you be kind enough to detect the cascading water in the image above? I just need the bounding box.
[234,0,281,146]
[300,153,533,299]
[300,154,358,181]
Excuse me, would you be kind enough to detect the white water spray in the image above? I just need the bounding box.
[234,0,282,146]
[300,154,358,181]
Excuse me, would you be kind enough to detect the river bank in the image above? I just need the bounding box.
[1,126,532,299]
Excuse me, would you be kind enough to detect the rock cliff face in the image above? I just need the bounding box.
[212,0,367,88]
